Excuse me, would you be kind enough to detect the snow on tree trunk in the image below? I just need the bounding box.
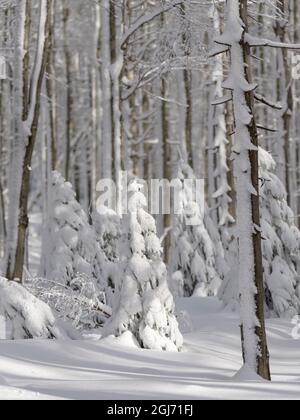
[5,0,27,279]
[9,0,52,281]
[103,180,183,351]
[110,1,124,216]
[211,6,235,231]
[214,0,271,380]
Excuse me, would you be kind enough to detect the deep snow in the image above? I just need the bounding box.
[0,297,299,400]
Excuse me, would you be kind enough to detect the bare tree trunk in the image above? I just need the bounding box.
[162,77,172,262]
[239,0,271,380]
[47,0,57,170]
[100,0,113,180]
[274,0,293,205]
[216,0,271,380]
[12,0,52,281]
[110,0,125,215]
[181,2,193,168]
[6,0,31,279]
[63,0,72,181]
[0,180,6,241]
[293,0,300,224]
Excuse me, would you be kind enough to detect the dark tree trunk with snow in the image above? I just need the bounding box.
[214,0,271,380]
[11,0,52,281]
[63,1,72,181]
[274,0,293,206]
[240,0,271,381]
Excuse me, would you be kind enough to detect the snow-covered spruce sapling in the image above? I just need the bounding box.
[44,171,102,284]
[92,206,121,307]
[260,149,300,318]
[39,171,110,327]
[170,163,224,298]
[219,149,300,318]
[0,277,60,339]
[103,180,183,351]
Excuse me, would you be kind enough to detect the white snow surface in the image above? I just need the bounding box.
[0,297,299,400]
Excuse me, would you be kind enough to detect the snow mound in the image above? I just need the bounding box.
[102,331,140,349]
[0,277,64,340]
[233,364,267,383]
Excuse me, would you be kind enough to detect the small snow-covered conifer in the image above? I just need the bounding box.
[0,277,60,339]
[92,206,121,307]
[170,163,224,297]
[103,180,183,351]
[45,171,102,285]
[220,149,300,318]
[260,149,300,318]
[37,172,112,328]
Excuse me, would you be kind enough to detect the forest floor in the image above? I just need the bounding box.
[0,297,299,400]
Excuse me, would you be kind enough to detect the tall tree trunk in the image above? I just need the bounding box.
[63,0,72,181]
[162,77,172,262]
[239,0,270,381]
[5,0,30,279]
[11,0,52,281]
[216,0,271,380]
[110,1,124,215]
[293,0,300,225]
[274,0,293,205]
[100,0,113,180]
[181,1,193,168]
[46,0,57,170]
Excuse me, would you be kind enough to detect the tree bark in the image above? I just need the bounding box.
[6,0,30,279]
[46,0,57,170]
[63,0,72,181]
[274,0,293,205]
[12,0,52,281]
[239,0,271,381]
[215,0,271,380]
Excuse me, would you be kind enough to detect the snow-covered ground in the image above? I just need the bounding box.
[0,297,299,400]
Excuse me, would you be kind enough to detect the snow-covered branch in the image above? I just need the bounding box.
[121,0,183,49]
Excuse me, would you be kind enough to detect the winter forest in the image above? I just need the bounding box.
[0,0,300,401]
